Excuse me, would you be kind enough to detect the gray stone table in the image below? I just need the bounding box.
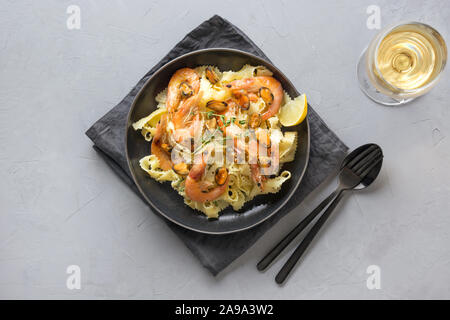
[1,0,449,299]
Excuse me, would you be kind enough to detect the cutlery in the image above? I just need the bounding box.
[257,144,383,284]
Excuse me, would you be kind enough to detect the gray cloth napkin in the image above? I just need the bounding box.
[86,15,348,275]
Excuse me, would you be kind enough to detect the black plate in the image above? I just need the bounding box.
[126,48,310,234]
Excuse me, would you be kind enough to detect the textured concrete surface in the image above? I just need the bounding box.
[1,0,449,299]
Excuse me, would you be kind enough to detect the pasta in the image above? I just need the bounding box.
[133,65,302,218]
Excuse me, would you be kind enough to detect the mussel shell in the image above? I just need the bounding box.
[205,66,220,84]
[258,87,274,106]
[215,167,229,186]
[172,162,190,176]
[179,81,194,98]
[206,100,228,112]
[238,94,250,110]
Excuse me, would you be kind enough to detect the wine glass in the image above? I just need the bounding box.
[357,22,447,106]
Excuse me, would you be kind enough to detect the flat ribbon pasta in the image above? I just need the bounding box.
[132,64,300,218]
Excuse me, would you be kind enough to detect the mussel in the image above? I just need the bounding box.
[232,89,250,110]
[179,81,194,98]
[237,94,250,110]
[215,167,228,186]
[205,66,220,84]
[172,162,190,176]
[206,100,228,112]
[258,87,274,106]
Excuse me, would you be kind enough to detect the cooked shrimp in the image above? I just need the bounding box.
[166,68,200,113]
[151,114,173,171]
[226,76,283,121]
[185,156,229,203]
[171,91,204,144]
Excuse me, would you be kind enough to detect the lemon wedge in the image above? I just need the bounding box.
[279,94,307,127]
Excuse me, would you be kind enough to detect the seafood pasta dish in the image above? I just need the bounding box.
[133,65,306,218]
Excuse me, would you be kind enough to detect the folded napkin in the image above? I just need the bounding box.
[86,15,348,275]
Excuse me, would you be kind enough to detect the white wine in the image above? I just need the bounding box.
[374,23,446,91]
[359,22,447,105]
